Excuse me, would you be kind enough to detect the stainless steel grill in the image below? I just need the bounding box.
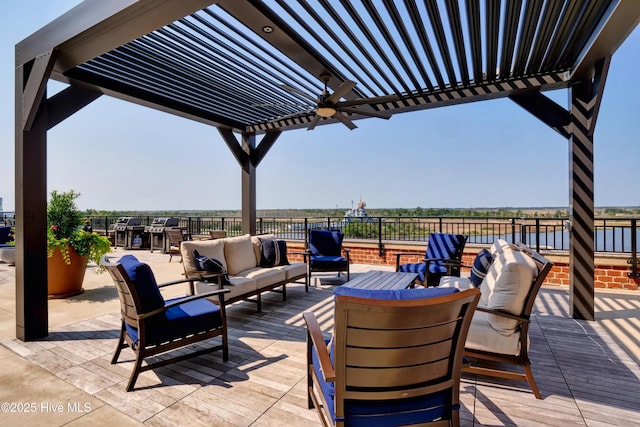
[113,217,145,249]
[146,217,181,253]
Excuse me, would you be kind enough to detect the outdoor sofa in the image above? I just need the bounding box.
[181,234,308,311]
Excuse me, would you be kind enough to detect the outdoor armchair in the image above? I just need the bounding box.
[102,255,229,391]
[303,285,480,427]
[305,230,350,283]
[396,233,467,287]
[165,228,184,262]
[439,241,553,399]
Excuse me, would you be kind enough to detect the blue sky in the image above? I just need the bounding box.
[1,2,638,212]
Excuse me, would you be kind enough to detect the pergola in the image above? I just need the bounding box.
[15,0,640,340]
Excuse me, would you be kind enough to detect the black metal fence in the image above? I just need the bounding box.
[69,214,638,253]
[2,211,637,259]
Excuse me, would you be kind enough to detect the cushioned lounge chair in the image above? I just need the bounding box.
[439,241,553,399]
[102,255,229,391]
[303,285,480,426]
[396,233,467,287]
[306,230,350,283]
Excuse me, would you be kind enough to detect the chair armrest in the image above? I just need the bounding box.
[298,251,311,262]
[343,248,350,261]
[395,252,426,270]
[302,312,335,382]
[291,251,310,263]
[475,306,529,324]
[424,258,468,275]
[138,288,230,319]
[156,277,197,288]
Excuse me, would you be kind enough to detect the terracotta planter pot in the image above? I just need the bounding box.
[47,246,87,299]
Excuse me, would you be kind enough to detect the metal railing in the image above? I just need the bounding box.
[3,211,638,276]
[80,214,639,253]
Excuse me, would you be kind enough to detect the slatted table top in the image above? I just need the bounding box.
[341,270,418,290]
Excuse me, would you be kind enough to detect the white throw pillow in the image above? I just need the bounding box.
[489,239,513,256]
[484,249,538,335]
[224,234,257,275]
[181,239,226,275]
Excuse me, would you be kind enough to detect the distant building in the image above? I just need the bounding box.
[0,197,3,212]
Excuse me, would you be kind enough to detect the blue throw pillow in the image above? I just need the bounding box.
[259,237,289,267]
[193,249,230,286]
[469,248,493,287]
[118,255,165,313]
[334,285,459,300]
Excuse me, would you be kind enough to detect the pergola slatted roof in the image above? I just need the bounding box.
[13,0,640,340]
[41,0,625,134]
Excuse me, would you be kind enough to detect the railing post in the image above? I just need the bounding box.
[511,218,516,243]
[378,217,383,257]
[535,218,540,252]
[628,219,638,278]
[305,218,309,249]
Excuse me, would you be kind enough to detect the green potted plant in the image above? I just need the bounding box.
[47,190,111,298]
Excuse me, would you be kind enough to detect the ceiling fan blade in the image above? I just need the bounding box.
[326,80,357,104]
[337,94,399,107]
[338,106,392,119]
[307,114,321,131]
[280,83,317,102]
[333,111,358,130]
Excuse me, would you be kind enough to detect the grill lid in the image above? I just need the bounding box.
[151,217,179,227]
[116,217,142,226]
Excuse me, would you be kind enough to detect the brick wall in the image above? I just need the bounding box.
[286,240,639,291]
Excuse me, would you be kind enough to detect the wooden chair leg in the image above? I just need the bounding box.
[111,323,127,364]
[126,352,144,392]
[524,362,542,399]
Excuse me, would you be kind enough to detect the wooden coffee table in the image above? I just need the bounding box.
[342,270,418,290]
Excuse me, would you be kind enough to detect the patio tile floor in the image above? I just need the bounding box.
[0,249,639,426]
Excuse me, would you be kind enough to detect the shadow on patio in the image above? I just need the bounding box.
[1,256,639,426]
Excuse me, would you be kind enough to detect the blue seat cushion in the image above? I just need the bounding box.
[118,255,165,313]
[397,261,447,282]
[311,337,451,426]
[334,285,458,300]
[310,255,348,270]
[125,297,222,346]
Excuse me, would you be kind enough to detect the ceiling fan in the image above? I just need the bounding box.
[275,74,398,130]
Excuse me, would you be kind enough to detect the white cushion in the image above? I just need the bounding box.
[489,239,513,256]
[482,249,538,334]
[439,276,474,290]
[195,278,256,302]
[224,234,257,275]
[236,267,286,289]
[465,310,522,356]
[272,263,307,280]
[181,239,227,277]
